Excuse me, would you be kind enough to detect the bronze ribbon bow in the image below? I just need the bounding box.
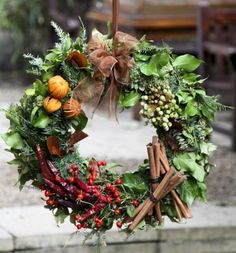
[72,31,139,120]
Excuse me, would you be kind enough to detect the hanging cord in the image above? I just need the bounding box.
[112,0,119,38]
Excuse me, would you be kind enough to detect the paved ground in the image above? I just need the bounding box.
[1,202,236,253]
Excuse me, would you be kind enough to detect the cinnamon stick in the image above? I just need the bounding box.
[171,191,192,218]
[129,168,174,231]
[152,138,163,224]
[159,146,191,220]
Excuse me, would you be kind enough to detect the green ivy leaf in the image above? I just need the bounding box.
[33,111,51,128]
[55,207,69,224]
[120,91,141,108]
[122,172,147,193]
[173,152,206,182]
[177,178,208,207]
[135,54,151,62]
[173,54,203,72]
[201,104,215,122]
[199,142,217,155]
[185,100,199,116]
[140,62,157,76]
[33,80,48,96]
[176,91,193,104]
[1,132,24,149]
[71,113,88,131]
[104,163,122,170]
[176,179,197,207]
[25,88,35,96]
[126,205,135,217]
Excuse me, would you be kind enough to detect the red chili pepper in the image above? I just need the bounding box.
[44,178,67,196]
[74,177,100,193]
[78,203,106,222]
[47,161,78,197]
[36,145,54,181]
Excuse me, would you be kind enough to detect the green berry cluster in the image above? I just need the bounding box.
[140,82,181,131]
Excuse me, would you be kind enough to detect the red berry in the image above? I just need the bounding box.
[77,193,84,201]
[132,199,138,207]
[68,177,75,184]
[115,178,122,185]
[106,183,112,189]
[116,197,122,203]
[74,214,80,221]
[114,208,120,215]
[116,221,122,228]
[44,190,51,197]
[95,190,101,198]
[101,160,107,166]
[113,191,120,198]
[90,167,95,173]
[96,219,103,228]
[100,196,106,202]
[91,173,97,181]
[55,175,62,182]
[109,186,116,193]
[46,199,54,206]
[88,179,94,186]
[94,217,99,222]
[68,168,74,174]
[71,164,78,171]
[76,223,82,230]
[82,223,88,228]
[105,195,111,203]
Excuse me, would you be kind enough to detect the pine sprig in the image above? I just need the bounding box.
[51,21,68,44]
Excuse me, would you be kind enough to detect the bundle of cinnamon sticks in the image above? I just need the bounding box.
[128,136,192,231]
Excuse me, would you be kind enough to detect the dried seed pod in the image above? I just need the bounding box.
[43,96,62,113]
[48,75,70,99]
[63,99,81,118]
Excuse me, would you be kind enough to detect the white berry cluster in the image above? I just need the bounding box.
[140,82,181,131]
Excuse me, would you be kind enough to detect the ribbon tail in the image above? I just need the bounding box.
[72,73,104,119]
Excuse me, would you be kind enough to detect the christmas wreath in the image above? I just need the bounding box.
[2,14,224,235]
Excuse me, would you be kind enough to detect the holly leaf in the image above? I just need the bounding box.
[173,152,206,182]
[120,91,141,108]
[173,54,203,72]
[1,132,24,149]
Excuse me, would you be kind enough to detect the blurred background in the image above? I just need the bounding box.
[0,0,236,252]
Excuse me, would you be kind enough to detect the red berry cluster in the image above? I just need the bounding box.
[67,163,79,184]
[37,147,128,231]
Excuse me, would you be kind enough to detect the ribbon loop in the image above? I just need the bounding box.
[72,31,139,120]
